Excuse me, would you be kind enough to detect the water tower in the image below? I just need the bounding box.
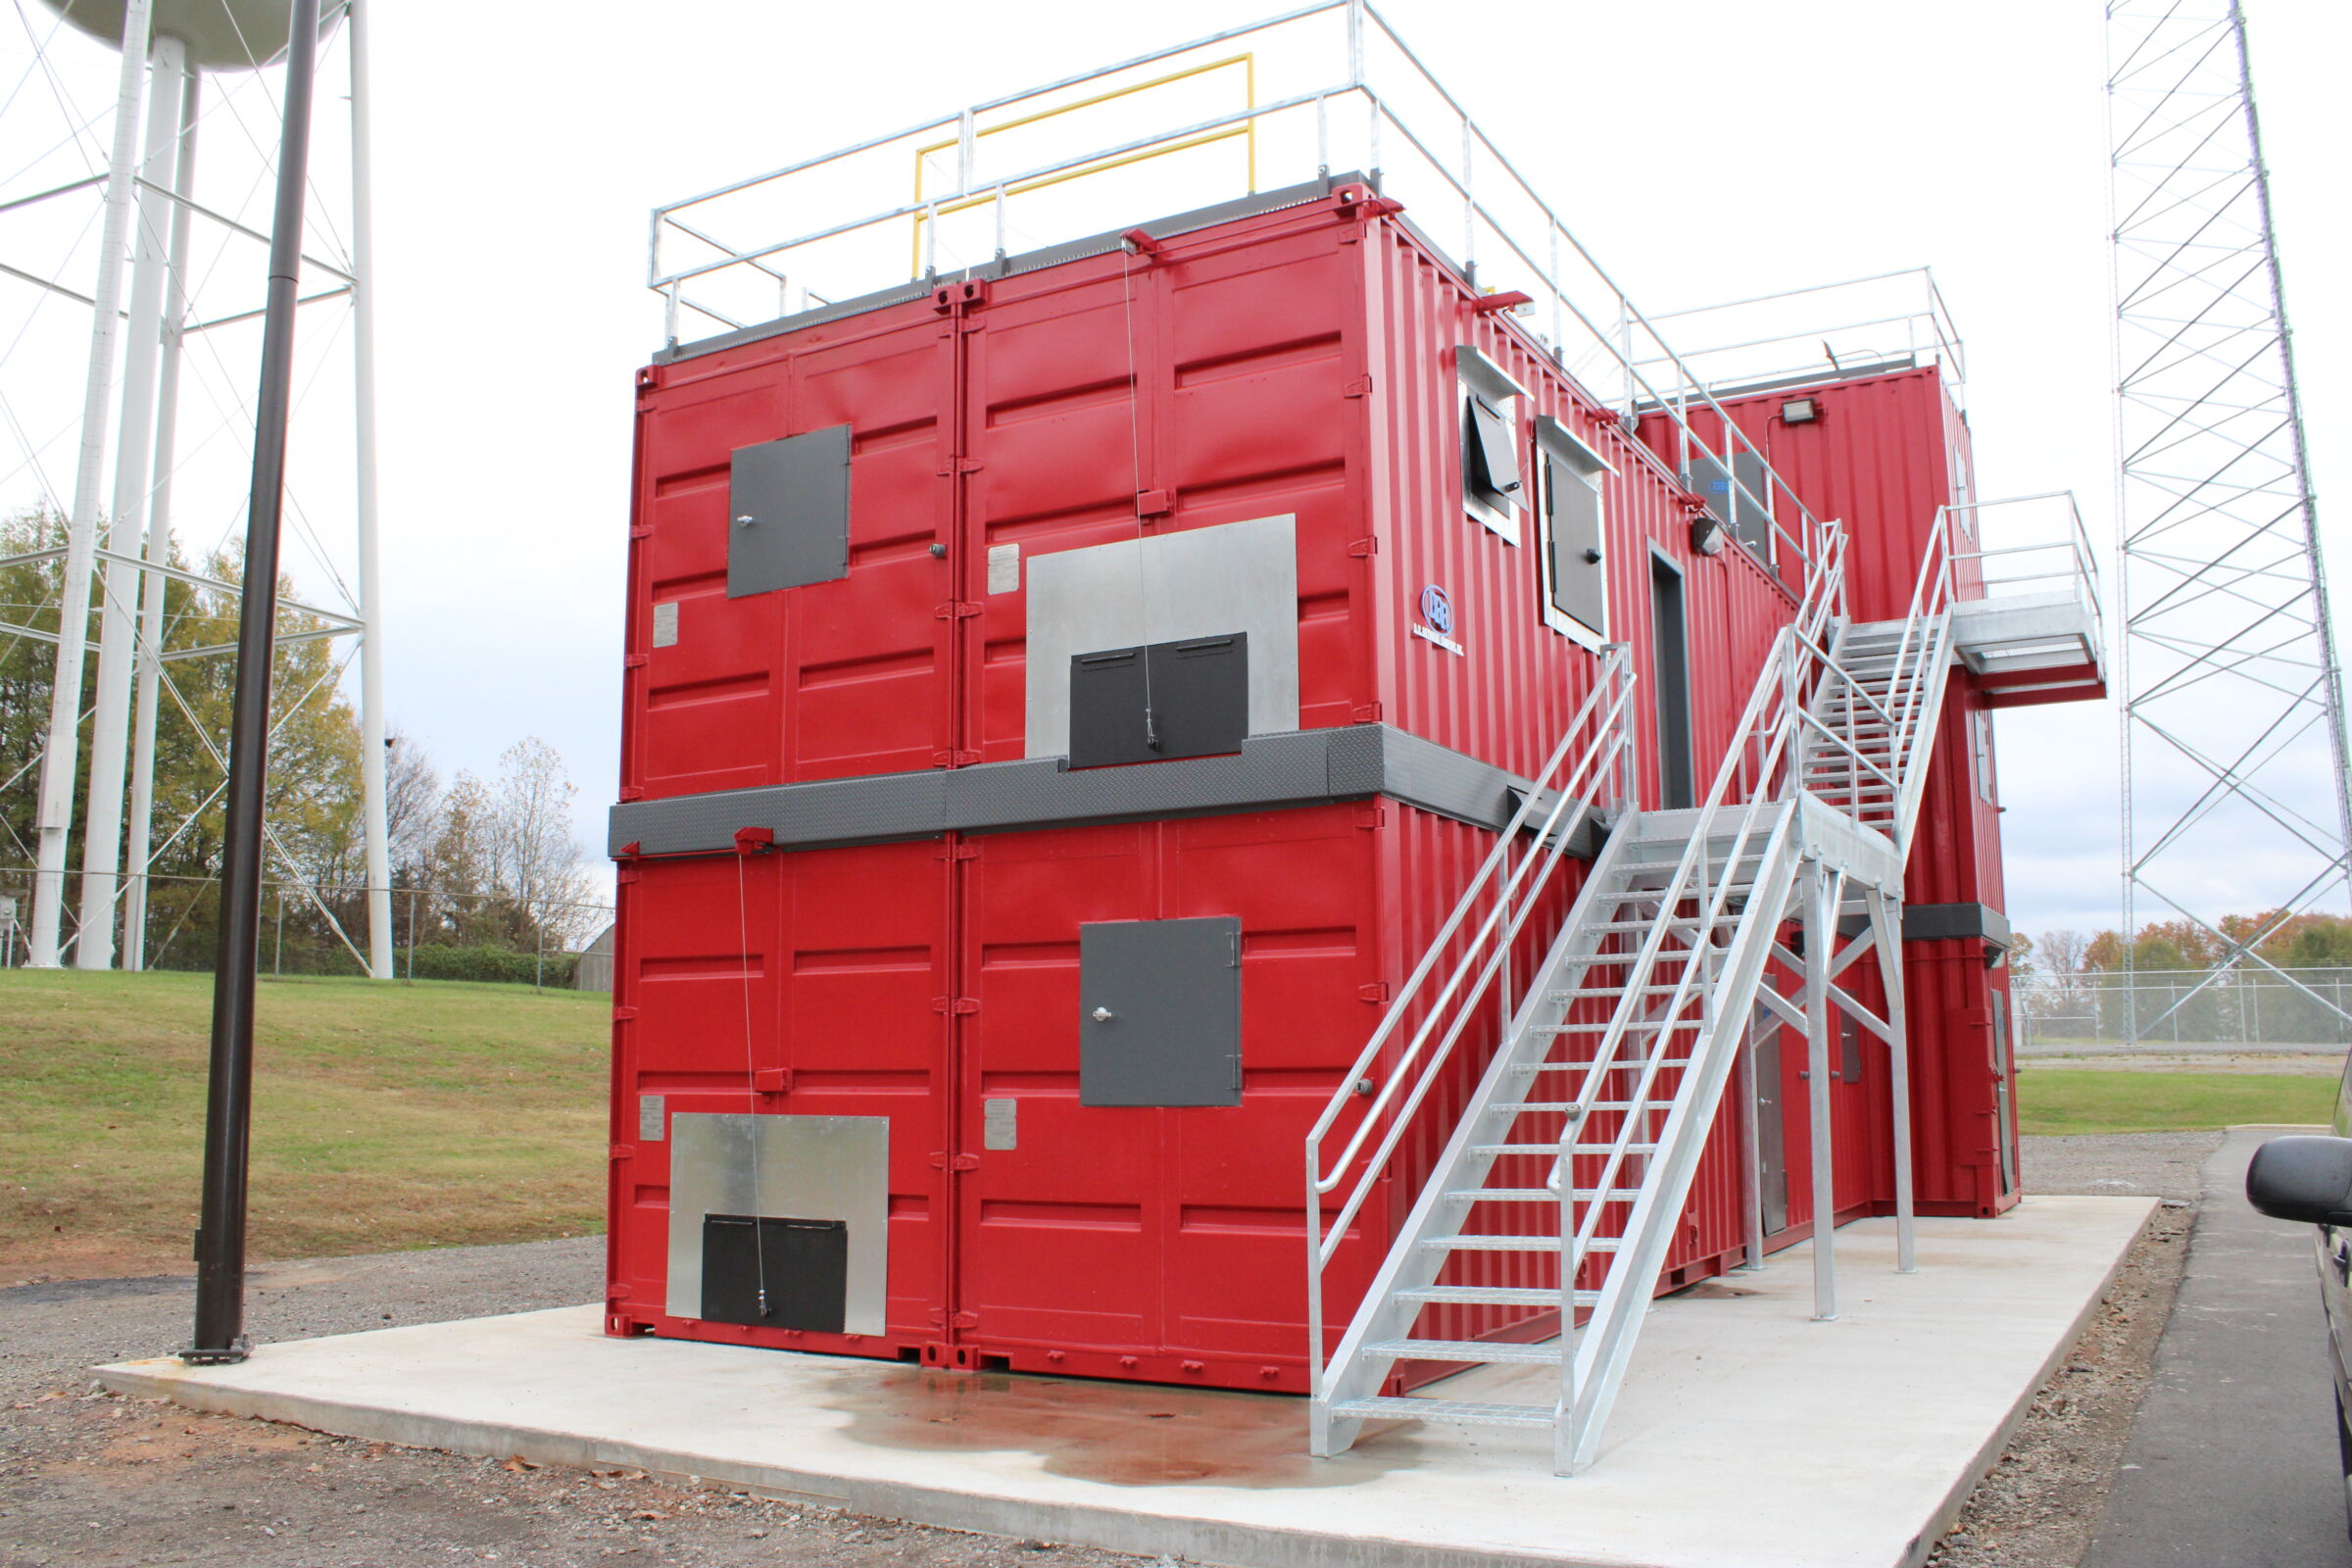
[12,0,393,977]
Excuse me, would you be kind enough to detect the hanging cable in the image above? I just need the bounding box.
[734,847,769,1318]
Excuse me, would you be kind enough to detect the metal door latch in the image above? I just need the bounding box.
[1091,1006,1115,1023]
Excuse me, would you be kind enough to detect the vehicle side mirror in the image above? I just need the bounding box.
[2246,1135,2352,1225]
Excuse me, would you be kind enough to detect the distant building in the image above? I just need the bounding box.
[572,924,614,992]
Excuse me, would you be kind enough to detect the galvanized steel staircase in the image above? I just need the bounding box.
[1308,524,1963,1475]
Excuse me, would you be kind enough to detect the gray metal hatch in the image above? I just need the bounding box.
[1079,916,1243,1107]
[728,424,851,598]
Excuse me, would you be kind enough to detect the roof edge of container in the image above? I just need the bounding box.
[651,172,1372,368]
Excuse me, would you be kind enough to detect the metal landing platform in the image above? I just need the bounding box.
[97,1199,2152,1568]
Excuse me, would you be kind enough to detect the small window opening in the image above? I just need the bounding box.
[1537,416,1611,646]
[1466,394,1522,511]
[1457,345,1527,544]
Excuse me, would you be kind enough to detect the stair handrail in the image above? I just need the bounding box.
[1546,528,1856,1254]
[1304,644,1637,1396]
[1883,507,1958,849]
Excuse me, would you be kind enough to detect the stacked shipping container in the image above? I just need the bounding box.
[605,177,2034,1393]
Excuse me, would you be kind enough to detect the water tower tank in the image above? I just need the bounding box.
[32,0,329,72]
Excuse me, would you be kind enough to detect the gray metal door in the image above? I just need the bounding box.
[1752,1006,1789,1233]
[1991,990,2018,1194]
[728,424,852,598]
[1078,916,1243,1107]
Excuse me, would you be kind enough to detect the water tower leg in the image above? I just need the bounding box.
[28,0,154,970]
[123,63,201,972]
[77,31,186,971]
[351,0,392,980]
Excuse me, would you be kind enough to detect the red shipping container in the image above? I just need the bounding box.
[605,179,2030,1390]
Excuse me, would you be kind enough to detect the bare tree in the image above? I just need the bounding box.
[384,725,442,876]
[2038,929,2088,985]
[490,737,599,948]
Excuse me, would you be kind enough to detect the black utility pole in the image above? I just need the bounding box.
[183,0,322,1366]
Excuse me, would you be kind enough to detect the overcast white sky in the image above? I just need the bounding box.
[4,0,2348,943]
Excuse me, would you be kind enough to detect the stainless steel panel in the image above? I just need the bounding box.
[1023,514,1298,760]
[664,1112,888,1332]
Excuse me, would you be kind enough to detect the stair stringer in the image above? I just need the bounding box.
[1557,803,1806,1473]
[1309,813,1645,1459]
[1885,611,1956,856]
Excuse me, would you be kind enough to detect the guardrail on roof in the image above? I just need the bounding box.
[647,0,1859,598]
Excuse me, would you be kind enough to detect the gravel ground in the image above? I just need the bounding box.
[1,1133,2226,1567]
[1919,1131,2224,1568]
[2018,1130,2224,1203]
[0,1245,1148,1568]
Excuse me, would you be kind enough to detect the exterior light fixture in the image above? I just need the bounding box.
[1780,397,1820,424]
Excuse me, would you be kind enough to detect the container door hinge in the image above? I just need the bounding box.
[1358,982,1392,1004]
[932,997,981,1015]
[936,458,985,476]
[1351,702,1383,722]
[609,1143,636,1162]
[628,523,651,539]
[615,863,641,883]
[1136,488,1174,517]
[1348,537,1377,558]
[618,785,644,803]
[1355,806,1386,830]
[936,843,981,861]
[1344,374,1374,399]
[952,1310,980,1328]
[929,1152,982,1171]
[931,747,983,767]
[612,1005,639,1021]
[623,653,648,669]
[935,601,982,619]
[754,1068,793,1094]
[605,1281,631,1301]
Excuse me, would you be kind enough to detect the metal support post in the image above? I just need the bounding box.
[186,0,322,1365]
[78,30,187,969]
[1866,886,1916,1272]
[1802,860,1837,1321]
[28,0,154,969]
[123,63,201,971]
[349,0,393,979]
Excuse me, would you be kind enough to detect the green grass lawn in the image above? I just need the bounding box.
[1,969,608,1281]
[2018,1067,2338,1136]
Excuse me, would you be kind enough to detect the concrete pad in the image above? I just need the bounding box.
[98,1199,2151,1568]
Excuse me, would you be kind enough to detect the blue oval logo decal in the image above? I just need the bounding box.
[1420,584,1454,636]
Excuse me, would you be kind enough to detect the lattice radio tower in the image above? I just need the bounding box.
[2107,0,2352,1035]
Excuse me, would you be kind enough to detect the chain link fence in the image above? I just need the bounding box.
[0,865,614,990]
[2015,967,2352,1053]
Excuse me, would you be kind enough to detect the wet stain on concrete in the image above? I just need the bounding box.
[819,1364,1418,1489]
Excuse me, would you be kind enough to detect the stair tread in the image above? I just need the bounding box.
[1445,1187,1644,1201]
[1328,1395,1556,1428]
[1363,1339,1561,1365]
[1396,1284,1600,1306]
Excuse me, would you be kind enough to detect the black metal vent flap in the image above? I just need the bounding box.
[699,1213,849,1331]
[1068,632,1249,769]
